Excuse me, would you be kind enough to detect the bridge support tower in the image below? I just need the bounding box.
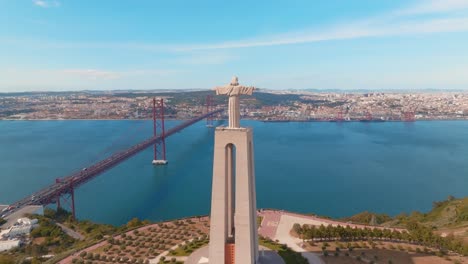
[206,95,214,127]
[55,179,76,221]
[365,111,373,121]
[336,110,344,122]
[402,111,415,122]
[152,98,168,165]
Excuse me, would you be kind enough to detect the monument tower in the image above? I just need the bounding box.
[209,77,259,264]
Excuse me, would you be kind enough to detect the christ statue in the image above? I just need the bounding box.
[215,76,255,128]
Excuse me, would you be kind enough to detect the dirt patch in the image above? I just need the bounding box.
[32,237,46,245]
[436,226,468,243]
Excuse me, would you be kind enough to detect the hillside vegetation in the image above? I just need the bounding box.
[343,196,468,242]
[407,196,468,227]
[343,197,467,226]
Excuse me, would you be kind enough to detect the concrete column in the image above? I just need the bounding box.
[227,144,234,238]
[209,127,258,264]
[209,131,229,263]
[234,129,257,264]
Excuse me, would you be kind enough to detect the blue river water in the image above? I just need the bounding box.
[0,120,467,226]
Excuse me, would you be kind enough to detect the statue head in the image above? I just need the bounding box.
[230,76,239,86]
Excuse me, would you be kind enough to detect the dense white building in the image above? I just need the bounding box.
[0,240,20,252]
[0,217,38,252]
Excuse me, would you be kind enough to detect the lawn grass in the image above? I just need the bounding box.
[259,237,308,264]
[169,237,209,256]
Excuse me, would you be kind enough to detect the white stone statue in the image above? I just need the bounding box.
[215,76,255,128]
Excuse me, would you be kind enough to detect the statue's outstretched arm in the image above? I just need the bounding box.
[215,86,228,95]
[240,86,255,96]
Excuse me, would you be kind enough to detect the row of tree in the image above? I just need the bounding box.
[293,222,468,256]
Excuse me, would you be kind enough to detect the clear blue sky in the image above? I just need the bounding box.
[1,0,468,91]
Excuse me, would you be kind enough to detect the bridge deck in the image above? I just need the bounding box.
[2,109,223,218]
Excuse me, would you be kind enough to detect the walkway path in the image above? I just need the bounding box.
[274,214,325,264]
[258,210,282,239]
[149,238,195,264]
[259,210,325,264]
[56,222,85,240]
[258,209,406,264]
[58,241,106,264]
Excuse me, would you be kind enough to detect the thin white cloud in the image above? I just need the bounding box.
[11,0,468,52]
[396,0,468,16]
[33,0,47,7]
[168,53,237,65]
[62,69,121,80]
[123,69,184,76]
[60,68,181,80]
[33,0,60,8]
[110,0,468,52]
[0,68,183,91]
[171,17,468,51]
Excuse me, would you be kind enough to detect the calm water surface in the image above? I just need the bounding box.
[0,120,467,225]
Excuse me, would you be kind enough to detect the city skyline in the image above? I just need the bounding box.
[1,0,468,91]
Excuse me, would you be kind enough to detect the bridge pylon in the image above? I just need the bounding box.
[336,110,344,122]
[402,111,415,122]
[55,178,76,221]
[152,98,168,165]
[206,95,214,127]
[365,111,373,121]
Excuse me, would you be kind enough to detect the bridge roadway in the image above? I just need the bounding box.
[3,109,223,218]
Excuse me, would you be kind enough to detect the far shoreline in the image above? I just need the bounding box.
[2,118,468,122]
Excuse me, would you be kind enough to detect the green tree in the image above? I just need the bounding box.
[127,218,143,229]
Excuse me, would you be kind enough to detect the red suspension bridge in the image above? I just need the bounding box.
[2,96,221,220]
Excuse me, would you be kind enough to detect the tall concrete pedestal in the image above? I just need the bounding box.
[209,127,259,264]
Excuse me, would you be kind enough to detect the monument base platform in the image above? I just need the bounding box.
[186,245,284,264]
[152,160,168,165]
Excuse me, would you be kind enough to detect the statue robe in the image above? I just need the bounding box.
[215,85,254,128]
